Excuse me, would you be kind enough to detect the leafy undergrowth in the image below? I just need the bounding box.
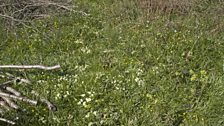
[0,0,224,125]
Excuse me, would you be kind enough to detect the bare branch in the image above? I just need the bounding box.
[0,0,89,35]
[0,108,5,114]
[0,101,11,111]
[0,117,15,125]
[0,81,13,87]
[1,96,19,110]
[0,14,29,23]
[0,77,31,87]
[14,77,31,84]
[0,92,37,105]
[31,91,57,111]
[0,65,61,70]
[0,63,60,124]
[4,87,21,96]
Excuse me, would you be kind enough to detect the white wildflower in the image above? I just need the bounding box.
[93,111,97,116]
[85,112,90,118]
[77,99,83,105]
[86,98,92,102]
[80,94,86,97]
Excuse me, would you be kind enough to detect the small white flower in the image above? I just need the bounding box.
[80,94,86,97]
[75,39,83,44]
[135,77,140,82]
[83,101,87,107]
[77,99,83,105]
[93,111,97,116]
[88,122,95,126]
[81,47,91,54]
[55,93,60,100]
[87,91,92,95]
[86,98,91,102]
[85,112,90,118]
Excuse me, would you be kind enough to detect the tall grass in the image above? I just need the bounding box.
[137,0,198,18]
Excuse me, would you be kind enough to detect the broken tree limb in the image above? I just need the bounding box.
[0,64,60,125]
[14,77,31,84]
[0,14,29,23]
[0,65,61,70]
[0,81,13,87]
[0,117,16,125]
[0,92,37,105]
[0,77,31,87]
[0,90,20,110]
[0,101,11,111]
[4,87,21,96]
[31,91,57,111]
[0,108,4,114]
[1,96,19,110]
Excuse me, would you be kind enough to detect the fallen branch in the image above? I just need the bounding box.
[0,0,88,30]
[0,65,60,70]
[0,101,11,111]
[0,77,31,87]
[0,14,29,23]
[0,92,37,105]
[0,81,13,87]
[0,108,4,114]
[1,96,19,110]
[4,87,21,96]
[0,117,15,125]
[0,63,60,124]
[31,91,57,111]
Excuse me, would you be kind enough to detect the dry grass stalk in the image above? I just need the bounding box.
[137,0,198,17]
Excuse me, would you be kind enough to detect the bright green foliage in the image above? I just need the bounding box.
[0,0,224,125]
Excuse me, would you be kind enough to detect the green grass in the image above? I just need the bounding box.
[0,0,224,125]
